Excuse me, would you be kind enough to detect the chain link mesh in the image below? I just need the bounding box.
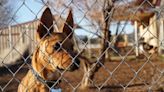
[0,0,164,92]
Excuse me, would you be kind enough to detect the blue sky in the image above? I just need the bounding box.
[12,0,134,36]
[13,0,44,23]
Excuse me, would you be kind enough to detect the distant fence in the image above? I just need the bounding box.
[0,20,39,55]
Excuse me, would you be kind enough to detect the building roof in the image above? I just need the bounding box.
[112,0,161,25]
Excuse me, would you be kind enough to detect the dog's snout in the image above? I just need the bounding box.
[68,58,80,71]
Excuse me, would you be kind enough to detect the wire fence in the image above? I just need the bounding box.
[0,0,164,92]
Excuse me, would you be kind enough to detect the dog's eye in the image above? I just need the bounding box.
[54,42,61,51]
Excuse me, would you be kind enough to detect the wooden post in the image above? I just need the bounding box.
[26,25,30,44]
[134,21,139,57]
[150,15,158,47]
[124,34,128,46]
[8,26,12,60]
[20,26,24,44]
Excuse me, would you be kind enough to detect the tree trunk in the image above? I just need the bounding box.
[91,0,114,76]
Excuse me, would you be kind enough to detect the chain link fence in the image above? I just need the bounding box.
[0,0,164,92]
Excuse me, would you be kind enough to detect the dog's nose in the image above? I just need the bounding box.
[74,58,80,67]
[68,58,80,71]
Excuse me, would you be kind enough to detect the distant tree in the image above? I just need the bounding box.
[0,0,13,28]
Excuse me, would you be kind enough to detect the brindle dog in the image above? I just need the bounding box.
[18,7,80,92]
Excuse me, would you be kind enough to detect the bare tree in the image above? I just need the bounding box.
[0,0,13,28]
[43,0,118,87]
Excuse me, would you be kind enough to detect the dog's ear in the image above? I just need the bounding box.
[36,7,54,41]
[63,9,74,39]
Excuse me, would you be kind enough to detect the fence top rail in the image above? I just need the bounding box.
[0,33,20,36]
[0,19,39,30]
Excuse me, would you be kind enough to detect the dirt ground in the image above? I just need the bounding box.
[0,55,164,92]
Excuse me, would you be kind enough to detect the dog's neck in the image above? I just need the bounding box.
[31,47,60,80]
